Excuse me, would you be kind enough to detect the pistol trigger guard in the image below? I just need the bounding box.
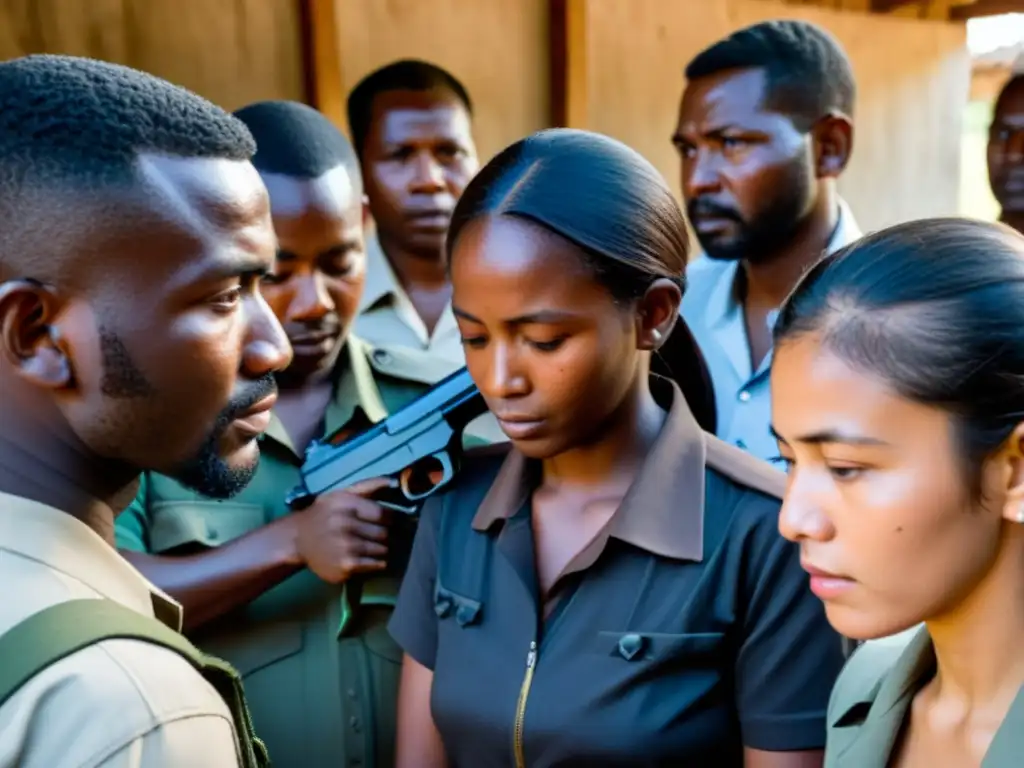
[398,451,456,502]
[378,498,420,515]
[432,451,455,487]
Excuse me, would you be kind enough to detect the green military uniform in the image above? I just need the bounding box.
[826,627,1023,767]
[356,233,507,445]
[116,337,477,768]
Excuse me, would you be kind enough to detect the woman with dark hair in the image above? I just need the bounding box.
[388,129,844,767]
[771,218,1024,767]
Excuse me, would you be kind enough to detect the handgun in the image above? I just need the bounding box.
[284,366,488,514]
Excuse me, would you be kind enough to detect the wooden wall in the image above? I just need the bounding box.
[0,0,974,234]
[330,0,550,165]
[0,0,305,111]
[576,0,971,232]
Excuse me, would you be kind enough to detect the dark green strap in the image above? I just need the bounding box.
[0,599,270,768]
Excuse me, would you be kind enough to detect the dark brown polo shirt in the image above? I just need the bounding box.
[389,382,844,767]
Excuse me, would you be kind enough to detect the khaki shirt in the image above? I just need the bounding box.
[355,234,506,444]
[115,338,493,768]
[0,493,240,768]
[826,627,1023,767]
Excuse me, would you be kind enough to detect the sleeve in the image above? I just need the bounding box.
[114,473,153,552]
[13,641,242,768]
[92,716,241,768]
[388,495,443,669]
[733,492,846,751]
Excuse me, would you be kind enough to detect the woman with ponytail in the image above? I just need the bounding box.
[389,129,843,767]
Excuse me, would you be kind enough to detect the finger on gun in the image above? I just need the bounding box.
[347,476,398,498]
[353,499,393,526]
[355,537,388,559]
[353,519,389,543]
[352,558,388,573]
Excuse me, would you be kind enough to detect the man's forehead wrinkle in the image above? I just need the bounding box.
[135,154,270,240]
[135,154,210,240]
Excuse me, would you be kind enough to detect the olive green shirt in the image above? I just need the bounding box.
[115,338,443,768]
[826,627,1023,767]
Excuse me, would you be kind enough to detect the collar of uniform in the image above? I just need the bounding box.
[832,629,934,727]
[324,335,389,431]
[829,628,935,763]
[831,628,1024,765]
[358,231,401,313]
[262,337,389,456]
[0,491,183,630]
[470,379,705,562]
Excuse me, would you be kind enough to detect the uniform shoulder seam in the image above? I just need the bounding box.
[704,433,786,500]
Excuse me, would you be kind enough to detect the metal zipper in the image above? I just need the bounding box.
[512,641,538,768]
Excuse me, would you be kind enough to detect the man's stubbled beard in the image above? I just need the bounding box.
[689,160,813,265]
[99,329,276,499]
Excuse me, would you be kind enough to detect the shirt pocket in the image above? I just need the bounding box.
[590,630,726,665]
[148,500,265,552]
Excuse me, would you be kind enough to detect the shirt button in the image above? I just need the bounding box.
[349,716,361,733]
[738,390,751,402]
[347,689,357,700]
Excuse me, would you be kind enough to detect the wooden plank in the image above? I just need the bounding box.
[951,0,1023,20]
[870,0,927,10]
[549,0,588,128]
[299,0,346,127]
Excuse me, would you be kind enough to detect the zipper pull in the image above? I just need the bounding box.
[526,640,537,669]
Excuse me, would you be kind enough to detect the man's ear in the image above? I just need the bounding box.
[999,423,1024,525]
[636,278,682,351]
[812,112,854,180]
[0,279,73,389]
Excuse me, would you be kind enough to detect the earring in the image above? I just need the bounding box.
[651,329,662,343]
[1017,506,1024,524]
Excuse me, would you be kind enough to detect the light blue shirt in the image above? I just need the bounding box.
[680,200,862,463]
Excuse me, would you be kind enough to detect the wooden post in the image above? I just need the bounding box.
[298,0,346,128]
[549,0,588,128]
[951,0,1020,20]
[870,0,927,10]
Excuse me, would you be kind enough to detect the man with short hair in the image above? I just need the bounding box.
[117,100,484,768]
[348,63,472,359]
[0,55,291,767]
[348,59,503,441]
[989,72,1024,234]
[672,20,862,462]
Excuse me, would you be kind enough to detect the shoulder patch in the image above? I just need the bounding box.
[703,433,786,499]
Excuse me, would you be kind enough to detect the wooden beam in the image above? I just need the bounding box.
[870,0,923,10]
[951,0,1023,20]
[549,0,588,128]
[298,0,346,129]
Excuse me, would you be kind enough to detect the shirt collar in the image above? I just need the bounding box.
[263,337,389,456]
[829,628,1024,765]
[359,232,401,314]
[0,492,183,630]
[831,628,935,731]
[470,378,706,563]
